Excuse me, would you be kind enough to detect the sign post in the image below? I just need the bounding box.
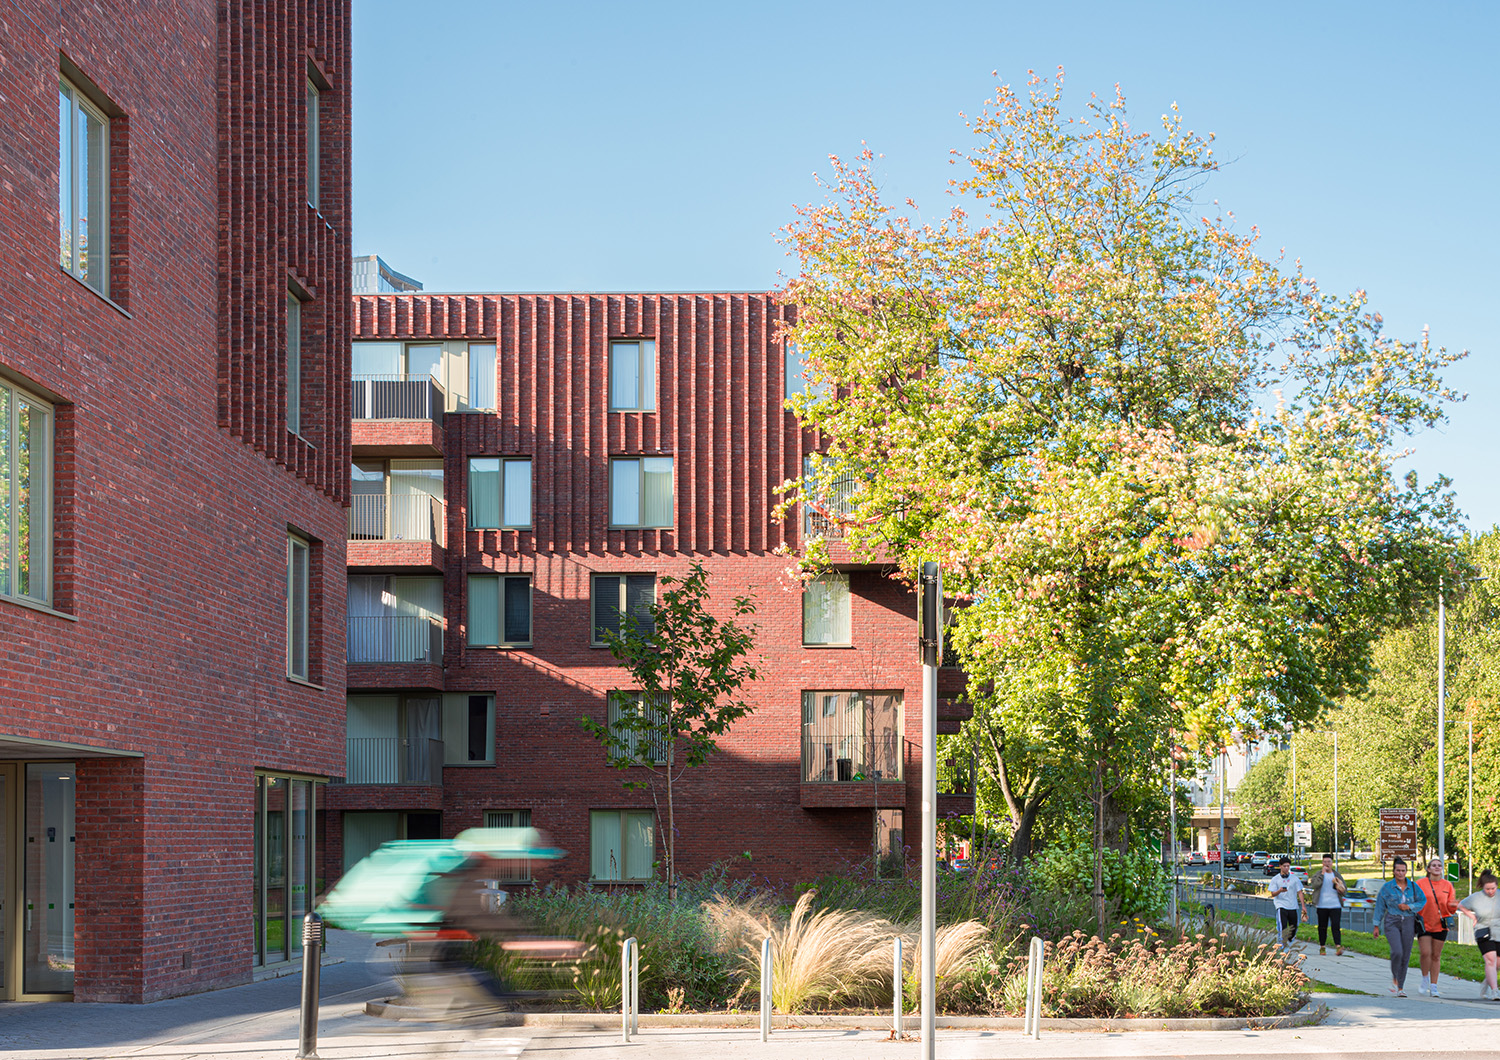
[1293,821,1312,849]
[917,562,941,1060]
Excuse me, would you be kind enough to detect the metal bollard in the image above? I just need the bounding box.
[621,936,639,1043]
[296,912,323,1059]
[893,936,904,1036]
[760,936,774,1041]
[1023,935,1043,1040]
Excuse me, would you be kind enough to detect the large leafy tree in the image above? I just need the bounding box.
[781,71,1462,926]
[581,562,761,900]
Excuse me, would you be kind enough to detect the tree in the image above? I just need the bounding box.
[581,562,761,899]
[780,70,1463,927]
[1233,750,1291,851]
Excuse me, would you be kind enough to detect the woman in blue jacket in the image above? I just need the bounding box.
[1372,857,1427,996]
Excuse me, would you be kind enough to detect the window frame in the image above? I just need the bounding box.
[608,456,673,529]
[467,456,532,530]
[606,691,670,767]
[608,339,656,412]
[0,380,54,607]
[467,572,533,648]
[58,75,110,297]
[590,573,656,646]
[483,809,534,882]
[802,570,852,646]
[286,289,304,437]
[306,77,320,209]
[589,808,655,882]
[442,692,496,765]
[286,532,311,680]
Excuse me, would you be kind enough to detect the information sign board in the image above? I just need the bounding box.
[1378,808,1419,860]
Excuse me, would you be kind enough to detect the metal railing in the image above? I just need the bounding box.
[346,615,443,663]
[621,936,640,1043]
[344,737,444,784]
[1176,879,1375,934]
[937,753,975,796]
[800,731,903,783]
[347,493,446,545]
[351,375,444,423]
[803,475,858,539]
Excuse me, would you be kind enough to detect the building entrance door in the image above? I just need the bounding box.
[0,763,12,999]
[0,763,75,1000]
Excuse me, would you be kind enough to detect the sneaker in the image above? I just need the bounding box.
[1416,981,1429,995]
[1480,986,1491,1000]
[1430,985,1440,998]
[1319,946,1326,955]
[1336,945,1343,956]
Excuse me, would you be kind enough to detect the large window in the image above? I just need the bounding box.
[607,692,669,766]
[346,693,445,782]
[254,773,323,967]
[484,809,533,882]
[306,77,320,208]
[800,691,903,783]
[346,574,443,663]
[590,809,654,881]
[352,341,442,381]
[58,76,109,296]
[468,574,532,646]
[609,340,656,411]
[592,573,654,645]
[286,533,310,680]
[0,382,53,605]
[349,459,444,543]
[468,457,531,528]
[442,692,494,765]
[609,457,672,528]
[802,571,851,645]
[469,343,497,410]
[286,290,304,436]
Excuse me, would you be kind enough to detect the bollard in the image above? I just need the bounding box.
[760,936,774,1041]
[296,911,323,1059]
[893,936,903,1037]
[621,936,639,1043]
[1023,935,1043,1040]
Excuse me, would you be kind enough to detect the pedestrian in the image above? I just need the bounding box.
[1307,853,1347,956]
[1456,870,1500,1000]
[1268,856,1307,952]
[1372,856,1427,996]
[1415,856,1458,996]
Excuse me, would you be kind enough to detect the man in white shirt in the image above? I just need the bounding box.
[1269,857,1308,951]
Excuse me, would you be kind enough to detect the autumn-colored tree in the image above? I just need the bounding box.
[780,70,1463,927]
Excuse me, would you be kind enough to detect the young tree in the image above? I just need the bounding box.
[581,562,761,899]
[781,70,1463,927]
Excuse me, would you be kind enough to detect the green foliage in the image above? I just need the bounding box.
[1233,750,1292,851]
[1029,836,1171,924]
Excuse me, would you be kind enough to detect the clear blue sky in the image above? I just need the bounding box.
[353,0,1497,530]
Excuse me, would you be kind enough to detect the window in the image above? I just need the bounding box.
[802,571,851,645]
[286,533,310,679]
[58,76,109,296]
[0,382,53,606]
[785,342,805,399]
[348,459,443,543]
[800,691,903,783]
[346,694,443,781]
[483,809,533,881]
[468,457,531,529]
[286,290,304,436]
[306,78,319,208]
[442,693,494,764]
[609,457,672,528]
[609,340,656,411]
[875,809,905,879]
[590,809,654,881]
[346,574,443,663]
[607,692,669,766]
[469,343,497,410]
[592,574,654,644]
[468,574,532,646]
[351,341,442,381]
[802,454,856,539]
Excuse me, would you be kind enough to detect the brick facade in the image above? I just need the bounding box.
[0,0,350,1002]
[341,293,972,891]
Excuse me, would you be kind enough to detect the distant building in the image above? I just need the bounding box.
[352,254,423,295]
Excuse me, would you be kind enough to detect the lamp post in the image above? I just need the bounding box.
[1439,576,1447,866]
[1169,740,1179,925]
[1469,714,1475,894]
[1218,747,1227,891]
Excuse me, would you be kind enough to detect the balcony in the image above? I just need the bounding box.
[344,737,444,785]
[351,375,445,455]
[347,615,443,664]
[347,494,446,570]
[800,732,906,808]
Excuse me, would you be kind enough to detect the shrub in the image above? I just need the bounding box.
[1029,839,1170,926]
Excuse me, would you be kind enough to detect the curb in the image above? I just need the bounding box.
[364,998,1327,1033]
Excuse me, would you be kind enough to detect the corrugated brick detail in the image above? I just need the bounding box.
[216,0,351,502]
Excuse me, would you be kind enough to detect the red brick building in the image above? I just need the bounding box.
[0,1,351,1001]
[334,292,972,890]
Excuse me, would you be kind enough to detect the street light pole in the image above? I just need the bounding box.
[1169,740,1179,925]
[1439,576,1447,866]
[1470,714,1475,895]
[1291,737,1297,856]
[1333,730,1339,868]
[1218,747,1226,891]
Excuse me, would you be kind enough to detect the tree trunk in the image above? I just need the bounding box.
[666,748,678,901]
[983,724,1049,862]
[1093,756,1108,931]
[1102,790,1130,854]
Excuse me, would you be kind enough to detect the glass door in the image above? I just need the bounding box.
[23,763,74,995]
[0,764,12,998]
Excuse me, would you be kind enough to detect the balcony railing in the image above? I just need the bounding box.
[351,375,444,423]
[345,737,444,784]
[801,732,903,783]
[937,753,976,796]
[348,493,446,545]
[347,615,443,663]
[804,475,858,539]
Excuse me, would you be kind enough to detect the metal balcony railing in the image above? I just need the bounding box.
[344,737,444,784]
[937,753,976,796]
[347,493,446,545]
[801,731,903,783]
[351,375,444,423]
[346,615,443,663]
[803,475,858,539]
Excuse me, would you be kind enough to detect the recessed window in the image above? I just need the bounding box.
[58,76,109,296]
[484,809,533,881]
[785,342,805,399]
[468,457,531,529]
[800,690,903,783]
[468,573,532,647]
[591,574,655,645]
[803,571,851,645]
[607,692,669,766]
[442,693,495,764]
[306,78,320,208]
[286,533,310,679]
[609,340,656,411]
[351,341,442,381]
[0,381,53,605]
[468,343,497,411]
[590,809,654,881]
[286,290,304,436]
[348,459,444,543]
[610,457,672,528]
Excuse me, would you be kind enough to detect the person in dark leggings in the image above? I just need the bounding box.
[1308,853,1347,955]
[1373,857,1427,996]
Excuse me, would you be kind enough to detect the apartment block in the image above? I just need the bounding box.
[0,1,351,1001]
[332,291,973,889]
